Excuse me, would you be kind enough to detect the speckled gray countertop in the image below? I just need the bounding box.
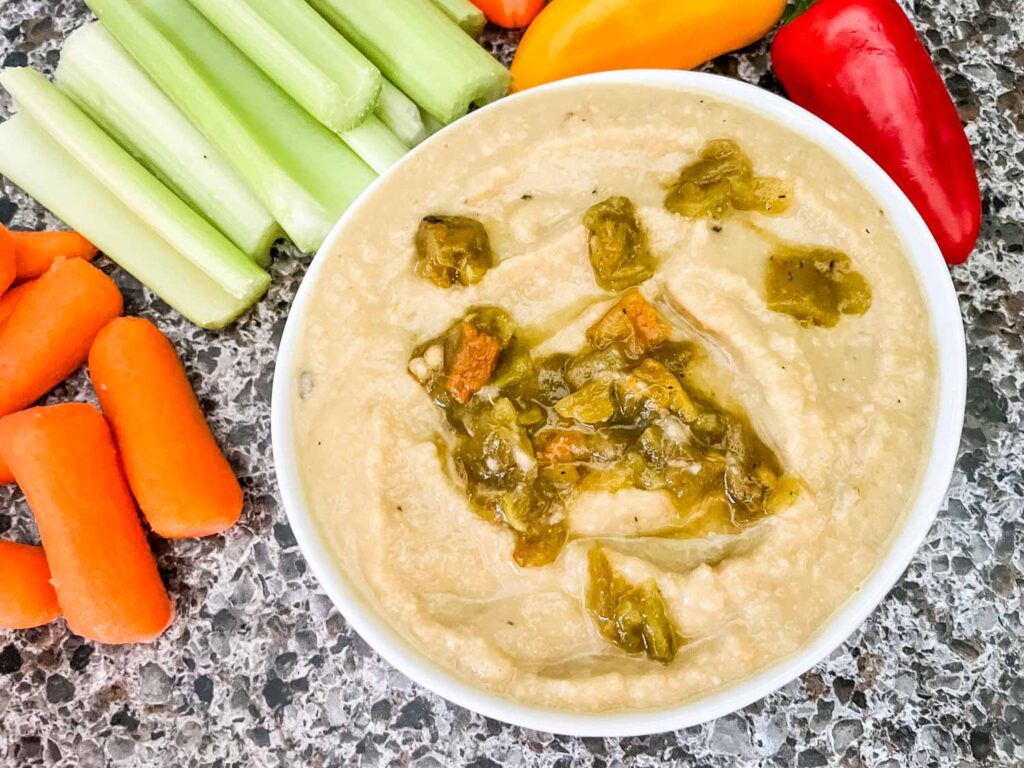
[0,1,1021,766]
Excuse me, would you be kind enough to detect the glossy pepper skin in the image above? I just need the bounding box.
[471,0,544,28]
[772,0,981,265]
[511,0,787,92]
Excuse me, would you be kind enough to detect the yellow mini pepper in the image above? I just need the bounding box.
[510,0,788,91]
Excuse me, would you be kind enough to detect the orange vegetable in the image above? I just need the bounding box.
[0,404,173,644]
[0,452,12,485]
[511,0,788,91]
[0,280,35,334]
[0,259,122,418]
[0,224,15,297]
[0,541,60,629]
[445,321,502,404]
[10,230,98,282]
[471,0,545,28]
[89,318,243,539]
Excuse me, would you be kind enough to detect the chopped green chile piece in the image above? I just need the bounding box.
[652,340,702,378]
[555,380,616,424]
[586,547,681,664]
[665,139,792,221]
[491,339,535,393]
[584,196,657,291]
[415,214,494,288]
[513,522,568,568]
[536,354,572,405]
[616,359,698,422]
[457,398,533,492]
[565,346,628,391]
[765,246,873,328]
[586,289,671,361]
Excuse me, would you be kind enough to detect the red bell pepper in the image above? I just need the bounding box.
[472,0,545,29]
[772,0,981,265]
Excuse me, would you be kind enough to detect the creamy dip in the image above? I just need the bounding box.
[293,84,937,712]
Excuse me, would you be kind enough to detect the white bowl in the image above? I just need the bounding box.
[271,70,967,737]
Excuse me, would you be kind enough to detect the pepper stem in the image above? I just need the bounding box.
[781,0,820,24]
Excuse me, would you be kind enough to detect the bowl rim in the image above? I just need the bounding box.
[271,69,967,737]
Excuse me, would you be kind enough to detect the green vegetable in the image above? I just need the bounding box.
[584,196,656,291]
[555,380,617,425]
[55,23,280,266]
[565,346,628,391]
[665,139,792,221]
[186,0,382,134]
[421,111,446,137]
[616,359,698,422]
[765,245,873,327]
[337,115,409,174]
[0,68,269,308]
[87,0,376,252]
[585,289,670,360]
[428,0,487,38]
[184,0,407,173]
[0,115,263,329]
[375,80,428,146]
[513,522,567,568]
[414,215,494,287]
[307,0,511,124]
[586,547,681,664]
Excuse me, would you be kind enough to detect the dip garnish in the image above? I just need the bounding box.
[586,288,671,360]
[665,139,792,221]
[766,245,873,327]
[586,546,681,664]
[584,196,657,291]
[415,215,494,288]
[409,293,800,573]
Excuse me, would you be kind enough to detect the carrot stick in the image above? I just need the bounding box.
[0,224,15,296]
[89,318,242,538]
[0,452,12,485]
[0,280,36,334]
[0,404,173,643]
[0,541,60,629]
[10,230,98,282]
[0,259,122,418]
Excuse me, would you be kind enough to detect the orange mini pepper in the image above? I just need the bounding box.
[511,0,788,91]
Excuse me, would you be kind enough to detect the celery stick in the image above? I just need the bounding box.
[1,68,269,304]
[0,115,262,329]
[375,80,428,146]
[88,0,376,253]
[307,0,510,124]
[186,0,382,134]
[340,115,408,173]
[422,111,446,138]
[428,0,487,38]
[55,23,280,267]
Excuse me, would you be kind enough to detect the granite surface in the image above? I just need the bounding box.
[1,1,1022,765]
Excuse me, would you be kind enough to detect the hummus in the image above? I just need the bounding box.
[293,84,937,712]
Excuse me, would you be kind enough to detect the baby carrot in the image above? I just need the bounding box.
[0,280,36,333]
[9,230,98,282]
[0,541,60,629]
[0,404,173,644]
[0,224,14,296]
[89,318,243,538]
[0,452,12,485]
[0,259,122,418]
